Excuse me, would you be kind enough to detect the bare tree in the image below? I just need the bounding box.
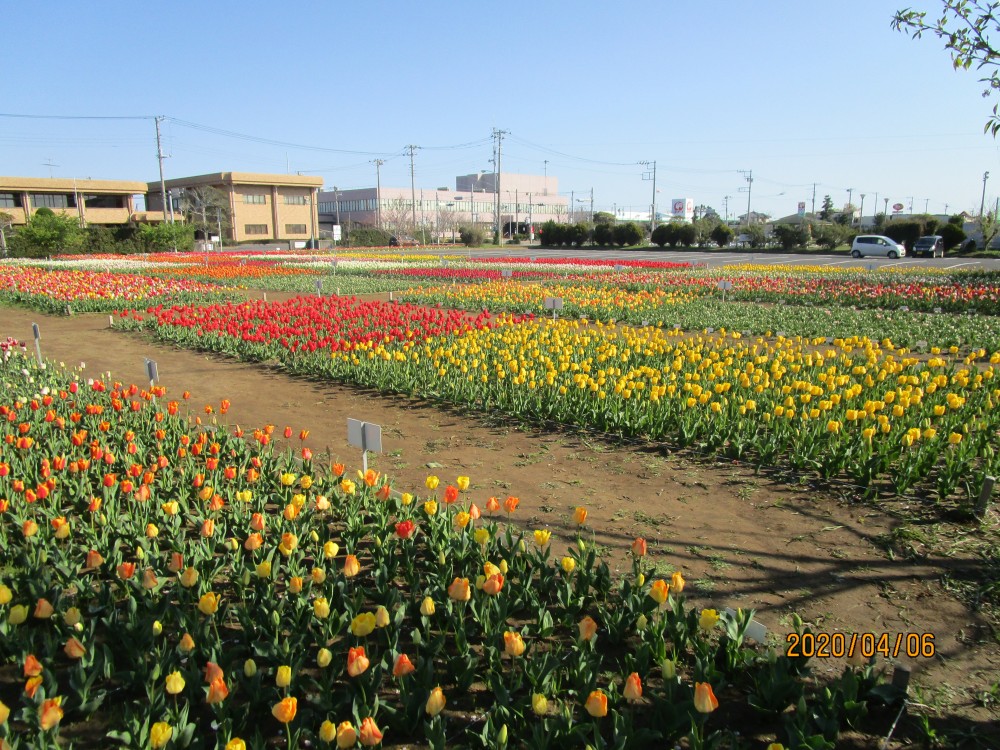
[0,211,13,255]
[379,199,415,236]
[179,186,232,242]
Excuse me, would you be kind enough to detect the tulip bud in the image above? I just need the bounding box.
[413,630,422,646]
[661,659,676,680]
[271,610,281,628]
[275,665,292,688]
[499,560,508,575]
[498,724,508,746]
[578,539,586,552]
[420,597,436,616]
[241,570,251,586]
[152,620,163,636]
[135,546,145,560]
[63,607,81,627]
[636,614,648,631]
[244,659,257,677]
[310,530,319,543]
[317,648,332,668]
[438,550,446,565]
[323,541,339,559]
[637,573,645,587]
[227,537,239,552]
[532,693,548,715]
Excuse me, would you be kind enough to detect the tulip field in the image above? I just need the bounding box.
[0,349,900,749]
[2,253,1000,747]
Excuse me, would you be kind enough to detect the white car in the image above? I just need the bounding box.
[851,235,906,258]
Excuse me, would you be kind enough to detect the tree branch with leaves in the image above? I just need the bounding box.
[893,1,1000,134]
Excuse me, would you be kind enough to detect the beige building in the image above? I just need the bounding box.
[146,172,323,243]
[0,176,164,226]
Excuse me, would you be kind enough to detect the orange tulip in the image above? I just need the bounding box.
[335,721,357,748]
[272,696,297,724]
[200,519,215,537]
[24,654,43,677]
[117,562,136,580]
[64,637,86,660]
[693,682,719,713]
[573,506,588,526]
[393,653,416,677]
[39,697,63,730]
[425,686,446,717]
[483,573,504,596]
[631,538,647,557]
[25,676,43,699]
[344,554,361,577]
[623,672,643,702]
[347,647,370,678]
[84,549,104,570]
[503,631,525,657]
[34,598,54,619]
[648,579,669,604]
[485,496,501,513]
[503,496,519,513]
[204,662,224,684]
[206,677,229,704]
[671,571,686,594]
[578,615,598,642]
[584,690,608,718]
[358,717,383,746]
[447,577,471,602]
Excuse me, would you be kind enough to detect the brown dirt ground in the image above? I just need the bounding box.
[2,293,999,747]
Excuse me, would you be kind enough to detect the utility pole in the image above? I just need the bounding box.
[154,116,173,226]
[590,187,594,222]
[873,192,879,222]
[811,183,816,215]
[639,161,657,231]
[859,194,866,229]
[570,190,574,223]
[723,195,731,222]
[492,129,507,243]
[334,186,341,227]
[543,160,549,194]
[406,145,420,234]
[846,187,854,211]
[981,171,990,217]
[884,198,889,220]
[371,159,385,230]
[924,198,930,214]
[738,170,753,224]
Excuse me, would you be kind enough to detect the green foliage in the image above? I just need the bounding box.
[613,221,645,247]
[83,225,146,255]
[820,195,835,221]
[745,224,768,249]
[570,222,593,247]
[979,211,1000,249]
[873,212,887,231]
[882,220,925,250]
[773,223,811,250]
[893,2,1000,135]
[592,223,615,246]
[812,223,852,251]
[347,227,392,247]
[710,223,734,248]
[137,222,196,252]
[675,223,697,247]
[650,223,675,247]
[938,221,966,250]
[592,211,616,225]
[539,220,563,247]
[538,221,593,247]
[8,210,85,257]
[948,213,965,226]
[692,217,719,246]
[459,225,487,247]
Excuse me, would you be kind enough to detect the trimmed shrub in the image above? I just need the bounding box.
[347,227,392,247]
[710,223,734,248]
[613,222,645,247]
[459,226,487,247]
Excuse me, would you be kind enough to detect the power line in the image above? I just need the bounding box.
[0,112,153,120]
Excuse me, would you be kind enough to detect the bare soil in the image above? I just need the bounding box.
[2,294,998,747]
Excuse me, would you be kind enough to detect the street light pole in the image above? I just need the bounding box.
[371,160,384,230]
[859,194,865,229]
[981,171,990,217]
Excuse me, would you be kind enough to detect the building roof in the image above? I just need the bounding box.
[148,172,323,191]
[0,176,149,193]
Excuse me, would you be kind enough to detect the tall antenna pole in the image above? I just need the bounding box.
[155,116,173,225]
[981,171,990,217]
[371,159,385,230]
[738,170,753,224]
[406,145,420,233]
[543,160,549,195]
[639,161,657,231]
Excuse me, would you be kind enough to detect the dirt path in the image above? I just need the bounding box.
[1,302,997,736]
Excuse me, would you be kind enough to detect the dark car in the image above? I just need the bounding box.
[389,235,420,247]
[912,235,945,258]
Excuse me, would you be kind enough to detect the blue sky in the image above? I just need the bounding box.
[3,1,999,220]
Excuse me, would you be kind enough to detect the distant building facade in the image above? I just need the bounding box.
[0,176,166,226]
[146,172,322,243]
[318,173,569,237]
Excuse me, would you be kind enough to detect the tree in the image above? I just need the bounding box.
[0,211,13,255]
[138,222,196,253]
[710,223,734,248]
[745,224,768,249]
[459,225,487,247]
[8,209,85,257]
[650,223,676,247]
[979,210,1000,248]
[893,2,1000,135]
[819,195,835,221]
[593,211,616,226]
[178,186,232,241]
[938,221,967,249]
[592,223,615,246]
[812,223,851,250]
[613,222,645,247]
[773,224,810,250]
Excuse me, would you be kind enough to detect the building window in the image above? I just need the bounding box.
[83,194,126,209]
[30,193,74,209]
[284,195,308,205]
[284,224,307,234]
[244,224,269,235]
[0,193,21,208]
[243,194,267,205]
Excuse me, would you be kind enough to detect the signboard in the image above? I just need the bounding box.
[144,358,159,384]
[892,203,904,213]
[332,225,342,241]
[797,202,806,216]
[501,269,513,279]
[347,418,383,473]
[671,198,695,221]
[543,297,564,310]
[210,235,220,243]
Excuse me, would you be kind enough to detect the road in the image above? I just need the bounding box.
[411,245,1000,271]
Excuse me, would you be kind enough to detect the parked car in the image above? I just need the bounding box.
[912,235,945,258]
[850,235,906,259]
[389,235,420,247]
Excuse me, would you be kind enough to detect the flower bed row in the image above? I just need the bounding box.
[117,299,1000,506]
[0,265,234,315]
[0,353,897,749]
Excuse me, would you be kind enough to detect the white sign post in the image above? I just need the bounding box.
[315,279,324,296]
[501,269,513,279]
[543,296,564,320]
[347,419,383,473]
[717,279,733,302]
[32,323,42,365]
[144,358,159,402]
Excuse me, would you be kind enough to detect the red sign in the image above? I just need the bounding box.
[892,203,904,212]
